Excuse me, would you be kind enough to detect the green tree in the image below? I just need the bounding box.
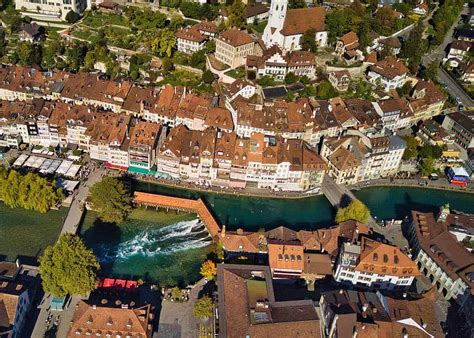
[39,234,100,297]
[325,9,350,43]
[400,21,426,74]
[288,0,306,9]
[162,57,175,74]
[193,296,213,319]
[200,260,217,281]
[284,72,298,84]
[423,61,439,81]
[373,6,395,36]
[65,10,81,24]
[402,136,418,160]
[315,80,337,99]
[0,169,63,212]
[335,199,371,224]
[89,177,132,224]
[169,14,184,31]
[152,29,176,57]
[396,82,413,98]
[301,28,318,52]
[418,157,435,177]
[227,0,246,29]
[202,70,214,84]
[171,287,181,300]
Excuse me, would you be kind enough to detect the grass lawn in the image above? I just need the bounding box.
[249,20,267,34]
[81,11,128,28]
[224,67,246,79]
[0,203,68,262]
[71,29,97,41]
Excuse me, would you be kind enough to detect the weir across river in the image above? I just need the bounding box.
[133,191,221,238]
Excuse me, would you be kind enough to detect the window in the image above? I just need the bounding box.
[297,255,302,261]
[278,254,283,261]
[284,254,289,261]
[290,255,295,261]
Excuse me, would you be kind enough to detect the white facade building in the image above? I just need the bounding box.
[334,238,419,290]
[263,0,327,52]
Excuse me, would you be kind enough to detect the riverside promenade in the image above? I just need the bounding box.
[133,191,221,238]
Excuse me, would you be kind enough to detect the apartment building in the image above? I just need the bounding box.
[334,237,420,290]
[15,0,87,21]
[320,289,443,338]
[175,28,208,54]
[215,29,261,68]
[328,70,351,92]
[246,45,317,80]
[372,97,413,130]
[367,58,408,91]
[320,131,406,184]
[408,205,474,304]
[409,80,447,123]
[128,121,162,172]
[156,126,327,191]
[268,240,304,278]
[68,300,153,337]
[217,264,321,338]
[442,110,474,150]
[0,260,38,338]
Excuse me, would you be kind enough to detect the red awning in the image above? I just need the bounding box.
[126,281,138,289]
[115,279,127,288]
[104,162,128,171]
[103,278,115,288]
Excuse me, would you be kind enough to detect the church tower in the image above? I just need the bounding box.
[263,0,288,47]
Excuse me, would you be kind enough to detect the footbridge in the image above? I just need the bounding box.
[133,192,221,238]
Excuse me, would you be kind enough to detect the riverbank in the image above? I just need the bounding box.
[134,181,474,231]
[132,175,473,200]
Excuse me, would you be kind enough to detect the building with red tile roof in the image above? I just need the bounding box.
[263,3,328,52]
[409,205,474,303]
[320,288,444,338]
[67,300,153,337]
[334,236,420,290]
[217,264,321,338]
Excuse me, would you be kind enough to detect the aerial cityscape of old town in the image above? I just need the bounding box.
[0,0,473,336]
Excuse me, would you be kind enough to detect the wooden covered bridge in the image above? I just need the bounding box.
[133,192,221,238]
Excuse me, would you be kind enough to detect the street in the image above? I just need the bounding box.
[422,5,473,106]
[31,163,105,337]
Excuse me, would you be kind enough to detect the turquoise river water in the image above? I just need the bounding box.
[1,183,474,285]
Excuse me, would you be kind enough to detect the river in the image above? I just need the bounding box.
[2,183,474,285]
[134,181,474,231]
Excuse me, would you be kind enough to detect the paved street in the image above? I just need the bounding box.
[422,6,473,106]
[32,166,105,337]
[60,167,104,235]
[158,279,208,338]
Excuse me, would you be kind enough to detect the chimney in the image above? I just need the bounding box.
[221,225,226,237]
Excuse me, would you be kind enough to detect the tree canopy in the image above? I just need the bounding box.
[39,234,100,297]
[301,28,318,53]
[402,135,418,160]
[0,169,63,213]
[89,177,132,224]
[335,199,371,224]
[315,80,337,99]
[193,295,213,319]
[200,260,217,281]
[65,10,81,24]
[227,0,246,29]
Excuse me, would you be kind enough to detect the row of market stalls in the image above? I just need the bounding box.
[13,154,81,178]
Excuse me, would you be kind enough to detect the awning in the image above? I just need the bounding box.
[104,162,128,171]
